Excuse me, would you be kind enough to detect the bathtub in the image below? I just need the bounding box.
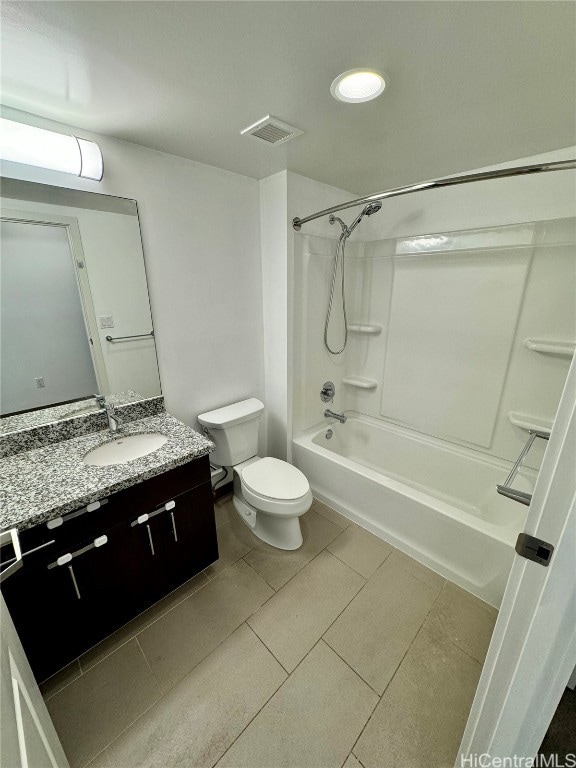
[293,413,533,607]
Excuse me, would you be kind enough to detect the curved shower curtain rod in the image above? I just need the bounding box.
[292,159,576,231]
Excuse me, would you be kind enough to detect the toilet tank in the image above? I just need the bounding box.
[197,398,264,467]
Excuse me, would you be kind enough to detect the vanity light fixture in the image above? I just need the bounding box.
[330,69,387,103]
[0,118,103,181]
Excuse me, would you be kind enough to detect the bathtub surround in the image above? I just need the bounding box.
[295,216,575,466]
[289,149,575,607]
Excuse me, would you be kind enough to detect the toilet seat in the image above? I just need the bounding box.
[241,457,309,500]
[239,457,312,517]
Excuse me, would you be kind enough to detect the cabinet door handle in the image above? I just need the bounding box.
[170,511,178,542]
[48,536,108,570]
[146,524,155,556]
[68,565,81,600]
[47,498,109,529]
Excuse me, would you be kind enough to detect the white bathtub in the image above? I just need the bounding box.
[293,413,533,607]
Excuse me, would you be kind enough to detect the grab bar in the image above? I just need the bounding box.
[496,430,549,506]
[105,330,154,343]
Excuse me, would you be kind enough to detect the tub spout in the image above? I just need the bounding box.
[324,409,347,424]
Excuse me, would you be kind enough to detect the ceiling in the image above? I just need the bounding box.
[1,1,575,194]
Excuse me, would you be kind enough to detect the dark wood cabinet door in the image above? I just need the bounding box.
[2,548,93,681]
[1,458,218,683]
[156,483,218,589]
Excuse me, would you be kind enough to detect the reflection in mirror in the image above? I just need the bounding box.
[0,178,161,421]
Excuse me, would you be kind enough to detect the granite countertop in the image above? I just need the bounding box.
[0,413,214,532]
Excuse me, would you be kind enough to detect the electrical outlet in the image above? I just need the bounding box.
[35,377,45,388]
[99,315,114,328]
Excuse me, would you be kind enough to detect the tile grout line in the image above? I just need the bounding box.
[211,634,350,768]
[322,638,381,698]
[245,620,292,675]
[245,543,367,623]
[326,539,394,580]
[77,572,212,675]
[217,567,381,767]
[79,642,168,768]
[420,582,490,667]
[92,687,169,765]
[41,658,83,702]
[243,542,375,691]
[131,561,276,700]
[207,624,295,768]
[102,623,284,768]
[238,510,344,598]
[349,576,448,757]
[81,525,291,677]
[240,556,278,594]
[79,746,111,768]
[312,504,353,530]
[135,635,164,696]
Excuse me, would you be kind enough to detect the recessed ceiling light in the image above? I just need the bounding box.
[330,69,387,103]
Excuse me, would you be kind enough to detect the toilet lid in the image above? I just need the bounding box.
[241,457,310,501]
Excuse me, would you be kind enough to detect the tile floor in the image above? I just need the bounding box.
[42,498,497,768]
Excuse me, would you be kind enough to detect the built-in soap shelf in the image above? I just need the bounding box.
[524,338,575,358]
[347,324,382,335]
[342,376,378,389]
[508,411,553,435]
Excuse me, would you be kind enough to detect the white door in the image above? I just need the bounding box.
[1,532,70,768]
[458,355,576,760]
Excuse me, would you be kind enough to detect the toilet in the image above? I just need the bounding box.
[198,398,312,550]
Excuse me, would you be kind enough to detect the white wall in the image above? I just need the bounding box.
[260,170,357,459]
[1,107,264,434]
[360,147,576,242]
[260,172,288,460]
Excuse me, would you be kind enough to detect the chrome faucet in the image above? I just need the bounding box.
[104,403,122,435]
[324,409,347,424]
[94,393,106,409]
[95,394,122,434]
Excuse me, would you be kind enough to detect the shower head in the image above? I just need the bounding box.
[329,201,382,238]
[364,201,382,216]
[345,200,382,235]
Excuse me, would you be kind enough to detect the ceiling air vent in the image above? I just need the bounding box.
[240,115,303,145]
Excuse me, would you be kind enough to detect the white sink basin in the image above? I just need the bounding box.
[83,433,168,466]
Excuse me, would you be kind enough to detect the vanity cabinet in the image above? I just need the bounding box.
[1,455,218,682]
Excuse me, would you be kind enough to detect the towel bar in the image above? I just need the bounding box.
[496,430,549,506]
[105,330,154,343]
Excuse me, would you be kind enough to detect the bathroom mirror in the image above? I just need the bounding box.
[0,177,161,421]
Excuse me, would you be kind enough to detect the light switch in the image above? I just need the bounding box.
[99,315,114,328]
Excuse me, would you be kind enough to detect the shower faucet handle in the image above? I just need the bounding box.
[320,381,335,403]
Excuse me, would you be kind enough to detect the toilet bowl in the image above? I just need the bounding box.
[197,399,312,550]
[233,456,312,549]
